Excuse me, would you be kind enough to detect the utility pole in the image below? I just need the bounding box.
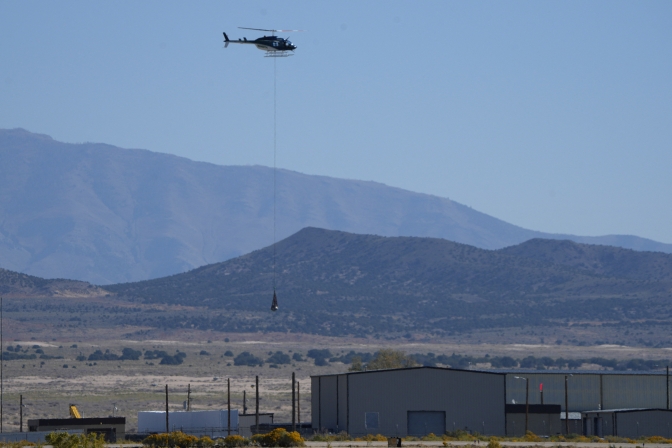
[292,372,296,432]
[187,384,191,411]
[525,378,529,434]
[243,391,247,415]
[514,376,529,435]
[19,394,22,432]
[227,378,231,436]
[255,375,259,434]
[564,375,569,435]
[668,365,670,410]
[165,385,169,433]
[297,382,301,429]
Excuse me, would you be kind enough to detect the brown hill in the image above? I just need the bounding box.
[0,268,108,298]
[499,238,672,282]
[105,228,672,340]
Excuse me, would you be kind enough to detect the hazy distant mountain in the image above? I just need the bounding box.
[106,227,672,338]
[1,128,671,284]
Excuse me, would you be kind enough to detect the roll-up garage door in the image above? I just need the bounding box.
[407,411,445,436]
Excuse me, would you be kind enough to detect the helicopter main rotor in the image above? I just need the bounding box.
[238,27,304,35]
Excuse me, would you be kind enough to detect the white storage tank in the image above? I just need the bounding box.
[138,410,239,437]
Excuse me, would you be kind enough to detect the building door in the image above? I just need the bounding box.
[595,417,603,438]
[407,411,445,437]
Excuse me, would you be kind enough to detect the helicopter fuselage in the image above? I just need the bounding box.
[223,32,296,54]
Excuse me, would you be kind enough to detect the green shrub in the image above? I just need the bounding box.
[523,431,541,442]
[234,352,263,367]
[221,435,250,447]
[142,431,213,448]
[195,436,214,447]
[0,441,37,448]
[252,429,304,447]
[443,429,476,441]
[266,351,291,364]
[487,438,502,448]
[46,432,105,448]
[309,431,350,442]
[354,434,387,442]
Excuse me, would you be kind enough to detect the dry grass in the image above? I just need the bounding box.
[3,332,671,435]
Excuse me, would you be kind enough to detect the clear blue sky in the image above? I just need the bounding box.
[1,1,671,243]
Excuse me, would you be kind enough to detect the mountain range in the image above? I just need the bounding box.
[1,128,671,284]
[105,227,672,341]
[2,227,671,344]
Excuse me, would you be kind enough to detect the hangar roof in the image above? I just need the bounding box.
[582,408,672,414]
[492,369,668,376]
[311,366,669,379]
[311,365,505,378]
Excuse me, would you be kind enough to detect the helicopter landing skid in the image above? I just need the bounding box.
[265,51,294,58]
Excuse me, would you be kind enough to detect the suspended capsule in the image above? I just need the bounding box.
[271,290,279,311]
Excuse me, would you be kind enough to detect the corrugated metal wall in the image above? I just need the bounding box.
[311,377,320,431]
[505,373,671,412]
[337,374,348,433]
[346,368,505,437]
[319,375,338,431]
[616,410,672,438]
[505,413,561,436]
[603,375,668,409]
[584,410,672,438]
[506,373,599,411]
[314,369,672,436]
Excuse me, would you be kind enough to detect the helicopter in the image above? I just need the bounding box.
[223,27,300,57]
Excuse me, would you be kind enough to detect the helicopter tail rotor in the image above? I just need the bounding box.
[223,32,230,48]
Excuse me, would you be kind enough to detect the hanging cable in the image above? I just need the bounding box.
[271,54,279,312]
[273,54,277,289]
